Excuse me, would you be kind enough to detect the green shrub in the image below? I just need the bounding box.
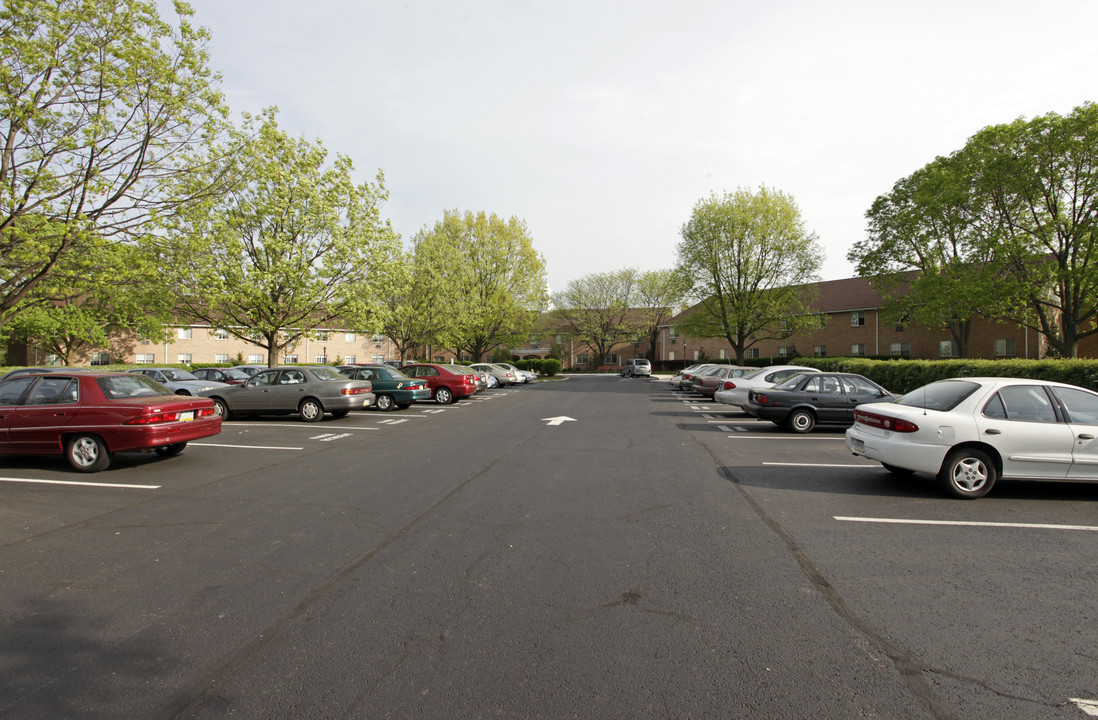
[541,358,561,376]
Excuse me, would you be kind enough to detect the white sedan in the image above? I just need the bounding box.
[713,365,820,407]
[846,377,1098,499]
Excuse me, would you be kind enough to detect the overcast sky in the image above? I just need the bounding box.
[178,0,1098,294]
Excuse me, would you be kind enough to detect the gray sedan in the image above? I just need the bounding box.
[127,367,230,395]
[204,365,374,422]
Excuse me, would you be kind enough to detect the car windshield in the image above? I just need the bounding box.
[224,369,250,380]
[99,374,171,399]
[309,366,347,381]
[743,367,772,380]
[896,380,980,411]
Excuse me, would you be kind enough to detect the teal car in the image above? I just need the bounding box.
[336,365,431,411]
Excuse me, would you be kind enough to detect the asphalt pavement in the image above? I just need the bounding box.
[1,375,1096,719]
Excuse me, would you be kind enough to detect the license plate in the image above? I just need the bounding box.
[851,438,864,454]
[179,410,195,422]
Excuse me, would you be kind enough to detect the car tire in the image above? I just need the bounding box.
[299,398,324,422]
[882,463,915,477]
[787,409,816,433]
[376,394,395,411]
[938,448,996,499]
[212,398,231,420]
[154,442,187,457]
[65,434,111,473]
[175,389,191,395]
[435,387,453,404]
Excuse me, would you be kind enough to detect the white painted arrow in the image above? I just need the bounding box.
[542,416,576,426]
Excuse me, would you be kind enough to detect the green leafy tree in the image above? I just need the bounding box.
[10,239,171,364]
[675,186,824,363]
[378,236,458,364]
[959,103,1098,357]
[426,210,549,362]
[633,268,691,361]
[552,269,639,368]
[161,111,401,367]
[851,155,1001,357]
[0,0,225,327]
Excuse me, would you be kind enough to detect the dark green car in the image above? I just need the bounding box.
[336,365,432,411]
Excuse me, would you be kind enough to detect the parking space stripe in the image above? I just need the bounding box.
[0,477,160,489]
[836,516,1098,532]
[727,436,846,440]
[765,462,874,468]
[192,443,303,450]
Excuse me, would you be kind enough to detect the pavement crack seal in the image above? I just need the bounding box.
[698,440,959,720]
[155,454,506,720]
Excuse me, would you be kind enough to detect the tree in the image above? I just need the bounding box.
[0,0,225,327]
[675,186,824,363]
[633,268,690,361]
[959,103,1098,357]
[161,111,401,367]
[377,236,460,364]
[851,155,1001,358]
[552,269,638,368]
[426,210,548,362]
[10,239,171,364]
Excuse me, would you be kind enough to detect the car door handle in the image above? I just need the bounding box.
[1079,433,1095,440]
[984,428,1001,435]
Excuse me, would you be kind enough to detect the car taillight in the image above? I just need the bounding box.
[342,386,370,395]
[754,393,768,404]
[124,409,206,425]
[854,409,919,433]
[721,380,736,390]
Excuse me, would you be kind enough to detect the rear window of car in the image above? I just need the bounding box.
[896,380,980,412]
[98,374,171,399]
[310,367,347,381]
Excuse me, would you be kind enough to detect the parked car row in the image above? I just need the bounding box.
[672,363,1098,500]
[0,360,536,473]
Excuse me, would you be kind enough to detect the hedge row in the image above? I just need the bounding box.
[792,357,1098,394]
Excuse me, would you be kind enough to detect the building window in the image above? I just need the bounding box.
[939,340,959,358]
[315,355,327,364]
[177,353,192,364]
[718,348,727,360]
[605,354,618,366]
[136,353,154,364]
[90,352,110,366]
[995,338,1017,357]
[372,355,385,364]
[249,354,264,364]
[140,338,151,345]
[214,329,229,340]
[215,353,229,363]
[576,354,588,365]
[316,331,329,341]
[850,344,866,356]
[668,351,676,361]
[178,327,192,339]
[850,311,866,327]
[890,342,911,357]
[345,332,356,342]
[344,354,355,364]
[745,348,760,359]
[284,354,298,364]
[813,345,827,357]
[778,346,795,358]
[668,327,679,339]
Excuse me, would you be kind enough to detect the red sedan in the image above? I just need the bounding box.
[0,372,221,472]
[399,363,479,404]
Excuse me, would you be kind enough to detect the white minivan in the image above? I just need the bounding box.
[621,359,652,377]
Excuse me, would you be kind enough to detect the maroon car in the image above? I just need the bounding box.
[694,366,755,398]
[399,363,479,404]
[0,372,221,472]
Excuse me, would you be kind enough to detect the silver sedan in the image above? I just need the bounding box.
[204,365,374,422]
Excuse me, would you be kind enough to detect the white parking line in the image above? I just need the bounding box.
[0,477,160,489]
[192,443,303,450]
[836,517,1098,532]
[1072,698,1098,716]
[728,436,846,440]
[227,422,377,430]
[765,462,875,468]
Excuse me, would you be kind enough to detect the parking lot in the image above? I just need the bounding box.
[1,375,1097,718]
